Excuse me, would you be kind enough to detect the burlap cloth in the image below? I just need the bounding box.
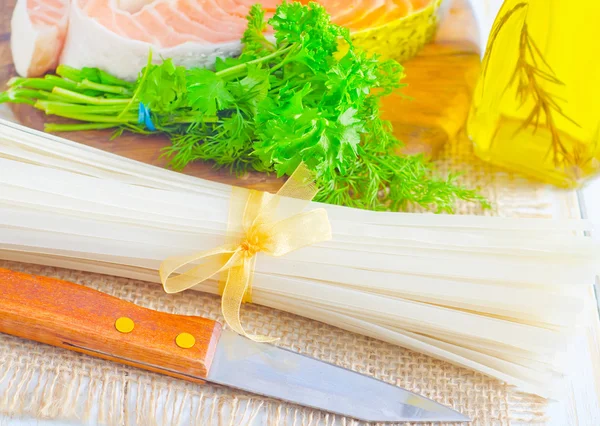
[0,128,580,426]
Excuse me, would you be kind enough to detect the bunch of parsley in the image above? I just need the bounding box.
[0,1,487,212]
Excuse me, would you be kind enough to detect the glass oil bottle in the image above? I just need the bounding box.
[468,0,600,187]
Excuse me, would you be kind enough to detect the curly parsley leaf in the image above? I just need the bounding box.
[241,4,275,59]
[270,1,349,61]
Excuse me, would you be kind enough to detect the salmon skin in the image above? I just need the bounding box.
[10,0,434,80]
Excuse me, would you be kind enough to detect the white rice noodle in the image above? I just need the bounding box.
[0,118,598,397]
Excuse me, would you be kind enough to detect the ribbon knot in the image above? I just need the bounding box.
[240,238,262,257]
[159,164,332,342]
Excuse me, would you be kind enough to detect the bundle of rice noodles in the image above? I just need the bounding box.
[0,119,598,397]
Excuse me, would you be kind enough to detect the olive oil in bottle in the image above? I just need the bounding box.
[468,0,600,187]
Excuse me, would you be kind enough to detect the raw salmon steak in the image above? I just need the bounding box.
[11,0,435,80]
[11,0,70,77]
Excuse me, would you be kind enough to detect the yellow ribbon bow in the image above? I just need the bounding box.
[159,165,332,342]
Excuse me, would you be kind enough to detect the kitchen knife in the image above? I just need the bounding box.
[0,268,469,423]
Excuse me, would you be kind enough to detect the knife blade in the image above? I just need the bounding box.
[0,268,469,423]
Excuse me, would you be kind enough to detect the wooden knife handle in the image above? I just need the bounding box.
[0,268,222,383]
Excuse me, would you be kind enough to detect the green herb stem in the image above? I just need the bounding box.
[52,87,132,105]
[6,77,23,87]
[45,75,79,89]
[7,77,78,92]
[0,92,36,105]
[45,122,119,132]
[9,88,51,101]
[94,69,135,88]
[12,89,72,103]
[47,92,77,103]
[35,101,136,115]
[56,65,87,82]
[118,52,153,118]
[170,115,219,124]
[56,65,134,88]
[78,79,132,95]
[269,44,300,74]
[216,44,296,81]
[40,108,138,123]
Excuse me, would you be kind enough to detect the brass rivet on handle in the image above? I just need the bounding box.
[115,317,135,333]
[176,332,196,349]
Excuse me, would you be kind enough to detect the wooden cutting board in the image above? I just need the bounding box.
[0,0,480,192]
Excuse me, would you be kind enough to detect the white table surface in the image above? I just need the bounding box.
[2,1,600,425]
